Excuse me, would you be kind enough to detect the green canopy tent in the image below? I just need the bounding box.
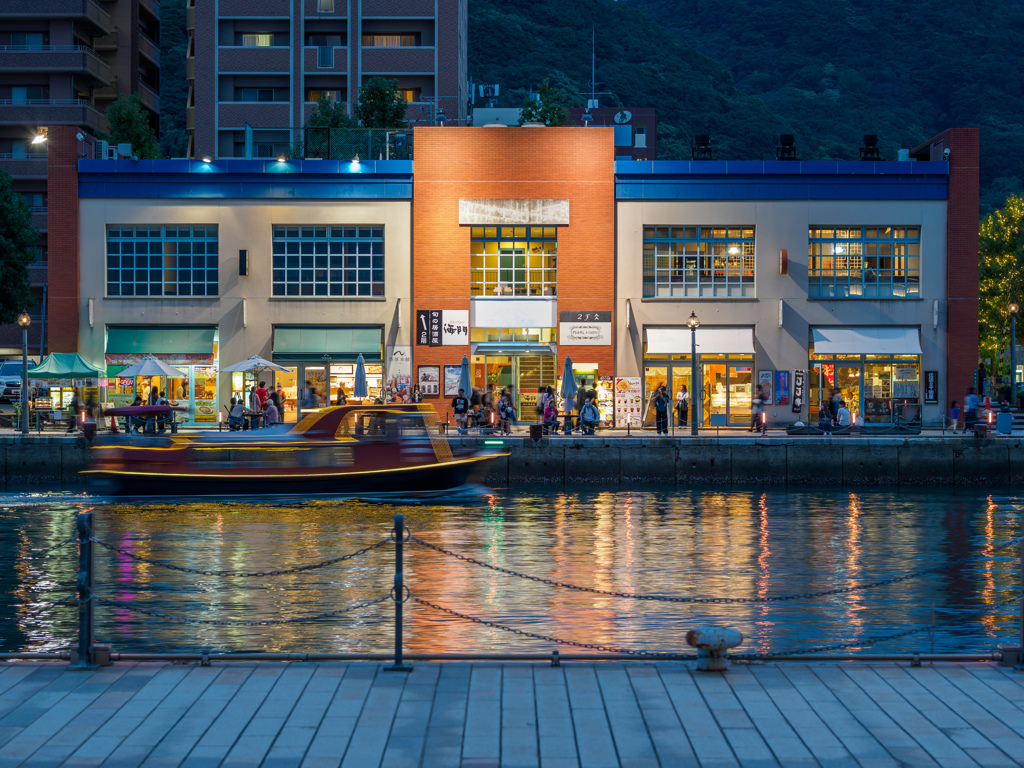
[28,353,105,381]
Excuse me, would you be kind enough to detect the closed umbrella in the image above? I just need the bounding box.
[458,354,472,395]
[559,356,578,402]
[353,354,368,400]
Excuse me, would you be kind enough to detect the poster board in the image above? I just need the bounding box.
[418,365,440,396]
[775,371,790,406]
[443,365,462,396]
[758,370,773,403]
[614,377,642,426]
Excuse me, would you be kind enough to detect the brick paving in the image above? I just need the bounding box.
[1,661,1023,766]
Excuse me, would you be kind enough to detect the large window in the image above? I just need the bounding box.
[808,227,921,298]
[106,225,219,297]
[272,225,384,297]
[361,34,418,47]
[643,226,755,298]
[470,226,557,297]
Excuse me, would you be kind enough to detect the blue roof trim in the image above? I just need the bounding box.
[614,159,949,201]
[78,158,415,200]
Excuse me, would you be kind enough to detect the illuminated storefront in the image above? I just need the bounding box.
[104,326,219,426]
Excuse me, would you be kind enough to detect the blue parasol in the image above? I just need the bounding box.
[458,354,472,395]
[559,356,578,403]
[353,354,368,399]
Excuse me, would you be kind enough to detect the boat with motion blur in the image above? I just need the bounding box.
[84,404,503,496]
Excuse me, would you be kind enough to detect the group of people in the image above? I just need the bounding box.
[817,389,853,434]
[448,378,603,436]
[450,383,518,435]
[231,380,282,429]
[650,383,691,435]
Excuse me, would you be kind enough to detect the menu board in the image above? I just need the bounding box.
[597,376,615,424]
[614,377,642,426]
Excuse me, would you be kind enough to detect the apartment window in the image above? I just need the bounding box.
[20,192,46,210]
[470,226,557,297]
[361,34,418,47]
[398,88,420,103]
[317,47,333,67]
[808,227,921,298]
[306,89,342,103]
[240,33,274,47]
[317,0,333,10]
[107,225,219,297]
[11,86,49,103]
[272,226,384,297]
[643,227,755,298]
[238,88,275,102]
[10,33,46,49]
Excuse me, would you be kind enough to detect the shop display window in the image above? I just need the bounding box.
[272,225,384,297]
[470,226,557,297]
[469,327,556,343]
[808,226,921,298]
[810,352,920,424]
[642,226,755,298]
[106,225,219,297]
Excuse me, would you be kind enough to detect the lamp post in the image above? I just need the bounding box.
[688,311,699,436]
[17,312,31,435]
[1010,302,1019,407]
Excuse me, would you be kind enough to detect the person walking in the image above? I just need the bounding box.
[536,386,548,423]
[749,392,763,433]
[653,384,670,435]
[949,400,960,432]
[497,388,514,435]
[66,391,80,433]
[964,386,979,432]
[818,400,833,435]
[451,388,470,433]
[579,396,600,436]
[482,383,496,428]
[676,384,689,428]
[978,362,987,399]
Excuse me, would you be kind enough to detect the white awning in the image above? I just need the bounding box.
[811,327,922,355]
[646,327,755,356]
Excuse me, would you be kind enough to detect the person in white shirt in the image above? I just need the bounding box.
[229,398,244,430]
[836,400,852,428]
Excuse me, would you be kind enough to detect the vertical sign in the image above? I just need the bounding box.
[924,370,938,403]
[775,371,790,405]
[758,370,773,403]
[416,310,430,346]
[428,310,442,346]
[792,369,805,413]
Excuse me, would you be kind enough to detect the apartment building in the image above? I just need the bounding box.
[186,0,468,159]
[0,0,160,359]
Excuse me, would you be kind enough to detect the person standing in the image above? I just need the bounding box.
[451,388,469,433]
[653,384,670,435]
[574,378,589,433]
[411,385,422,404]
[676,384,689,428]
[978,362,987,398]
[66,391,80,433]
[270,384,283,414]
[949,400,960,432]
[965,386,979,432]
[498,388,514,435]
[536,387,548,423]
[254,380,269,411]
[482,383,496,427]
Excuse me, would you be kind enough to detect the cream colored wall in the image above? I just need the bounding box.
[78,198,412,411]
[616,199,949,422]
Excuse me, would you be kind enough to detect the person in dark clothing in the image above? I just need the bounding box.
[653,385,670,435]
[451,388,470,432]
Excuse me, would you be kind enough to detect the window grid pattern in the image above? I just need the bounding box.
[470,226,557,297]
[106,225,219,297]
[643,227,755,298]
[808,227,920,298]
[272,226,384,297]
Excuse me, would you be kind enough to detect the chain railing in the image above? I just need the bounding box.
[11,511,1024,667]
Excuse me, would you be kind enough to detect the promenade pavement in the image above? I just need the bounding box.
[1,660,1023,767]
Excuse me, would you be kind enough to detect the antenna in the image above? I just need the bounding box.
[581,27,612,109]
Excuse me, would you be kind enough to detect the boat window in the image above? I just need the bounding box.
[398,416,428,438]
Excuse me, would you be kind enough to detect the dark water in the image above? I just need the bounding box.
[2,488,1021,656]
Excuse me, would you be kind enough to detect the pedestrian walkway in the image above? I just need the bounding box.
[1,661,1023,766]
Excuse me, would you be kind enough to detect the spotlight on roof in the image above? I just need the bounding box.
[351,154,360,164]
[201,155,212,163]
[692,134,713,160]
[581,111,593,126]
[775,133,798,161]
[859,133,881,161]
[277,155,286,163]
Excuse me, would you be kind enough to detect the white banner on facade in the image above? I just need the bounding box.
[386,345,412,395]
[441,310,469,345]
[559,310,611,346]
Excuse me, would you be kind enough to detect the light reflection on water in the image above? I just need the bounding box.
[1,488,1022,656]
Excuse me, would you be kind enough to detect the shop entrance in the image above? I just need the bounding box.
[811,362,863,420]
[642,366,692,428]
[472,354,556,421]
[702,363,753,427]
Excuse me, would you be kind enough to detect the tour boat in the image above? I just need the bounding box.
[84,404,503,497]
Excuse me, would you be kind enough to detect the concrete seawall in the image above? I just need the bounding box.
[2,434,1022,489]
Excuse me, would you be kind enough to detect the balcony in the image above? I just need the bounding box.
[0,99,108,132]
[361,0,434,16]
[0,0,113,36]
[304,0,347,15]
[218,102,290,128]
[139,0,161,21]
[94,28,119,52]
[303,46,347,73]
[139,31,160,66]
[360,46,434,74]
[0,46,112,85]
[0,156,47,179]
[139,81,160,113]
[220,0,290,15]
[31,209,47,233]
[219,46,290,73]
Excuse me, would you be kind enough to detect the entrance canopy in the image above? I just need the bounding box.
[272,326,383,362]
[29,353,104,379]
[646,327,755,356]
[812,327,921,355]
[106,326,216,355]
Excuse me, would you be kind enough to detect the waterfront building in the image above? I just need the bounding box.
[0,0,161,360]
[187,0,469,160]
[47,124,977,428]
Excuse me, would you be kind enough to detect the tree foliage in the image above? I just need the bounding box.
[354,78,408,129]
[158,0,188,157]
[97,93,161,159]
[520,78,569,126]
[979,195,1024,366]
[0,169,40,324]
[307,93,360,129]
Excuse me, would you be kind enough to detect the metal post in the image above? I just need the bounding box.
[385,513,412,672]
[1012,313,1018,409]
[70,512,96,670]
[21,326,29,435]
[691,329,698,436]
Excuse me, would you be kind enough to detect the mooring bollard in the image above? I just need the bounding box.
[686,625,743,671]
[385,513,412,672]
[69,512,96,670]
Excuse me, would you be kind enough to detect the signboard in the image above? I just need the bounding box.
[559,310,611,346]
[428,310,442,346]
[416,310,430,346]
[792,369,805,413]
[775,371,790,406]
[417,310,468,346]
[757,370,773,403]
[779,248,788,275]
[924,370,938,404]
[386,346,412,395]
[34,397,51,410]
[614,377,642,425]
[418,365,440,396]
[443,365,463,396]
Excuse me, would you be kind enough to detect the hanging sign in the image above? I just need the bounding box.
[775,371,790,405]
[559,310,612,346]
[792,370,805,413]
[417,310,468,346]
[924,370,938,403]
[416,310,430,346]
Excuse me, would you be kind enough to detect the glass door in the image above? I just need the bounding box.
[836,365,862,419]
[644,366,668,427]
[728,365,753,426]
[703,363,728,426]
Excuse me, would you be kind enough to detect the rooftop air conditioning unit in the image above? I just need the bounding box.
[95,139,109,159]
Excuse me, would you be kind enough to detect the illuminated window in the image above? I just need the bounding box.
[240,33,274,47]
[306,89,343,103]
[470,226,557,297]
[361,34,418,47]
[808,227,920,298]
[398,88,420,103]
[272,225,384,297]
[106,225,219,297]
[643,226,755,298]
[317,0,333,11]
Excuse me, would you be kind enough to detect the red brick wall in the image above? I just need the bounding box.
[412,126,616,414]
[45,125,79,354]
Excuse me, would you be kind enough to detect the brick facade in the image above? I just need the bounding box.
[412,127,616,414]
[45,126,80,354]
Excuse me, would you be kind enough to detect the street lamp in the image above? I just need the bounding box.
[1010,302,1019,407]
[688,311,700,436]
[17,312,31,435]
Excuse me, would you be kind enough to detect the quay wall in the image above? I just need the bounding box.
[2,435,1023,489]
